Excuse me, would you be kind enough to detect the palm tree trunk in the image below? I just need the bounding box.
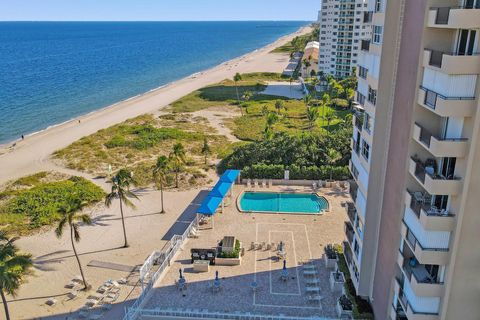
[70,225,89,290]
[1,289,10,320]
[160,182,165,214]
[119,199,128,248]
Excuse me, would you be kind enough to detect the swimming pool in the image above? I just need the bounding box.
[238,192,329,214]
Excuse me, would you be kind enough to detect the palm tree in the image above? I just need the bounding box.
[55,196,92,290]
[201,136,211,165]
[153,155,169,214]
[264,112,279,140]
[303,59,311,77]
[274,100,285,114]
[169,143,186,188]
[0,232,32,320]
[326,149,341,181]
[323,109,337,130]
[311,77,320,99]
[105,169,138,248]
[306,107,319,130]
[233,73,242,103]
[242,90,253,103]
[321,93,331,122]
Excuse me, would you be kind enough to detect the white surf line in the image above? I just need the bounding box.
[268,230,301,296]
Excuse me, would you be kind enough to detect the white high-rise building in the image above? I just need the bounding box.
[318,0,371,78]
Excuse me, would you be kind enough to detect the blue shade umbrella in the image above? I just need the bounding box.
[281,260,289,281]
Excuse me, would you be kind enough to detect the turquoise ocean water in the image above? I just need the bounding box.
[0,21,307,143]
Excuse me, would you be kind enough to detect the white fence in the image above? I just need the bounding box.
[127,308,336,320]
[124,215,199,320]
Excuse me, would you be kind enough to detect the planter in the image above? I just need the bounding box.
[323,253,337,269]
[329,271,345,293]
[336,295,353,318]
[215,257,241,266]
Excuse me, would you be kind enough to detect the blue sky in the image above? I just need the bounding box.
[0,0,320,21]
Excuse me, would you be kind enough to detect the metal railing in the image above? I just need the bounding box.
[346,202,356,225]
[403,221,449,252]
[407,190,454,218]
[125,308,336,320]
[415,123,468,149]
[419,86,476,110]
[345,221,354,245]
[432,5,480,25]
[124,216,199,320]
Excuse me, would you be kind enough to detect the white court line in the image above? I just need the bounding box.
[269,230,301,296]
[253,222,323,312]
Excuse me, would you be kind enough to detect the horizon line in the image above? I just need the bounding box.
[0,19,313,23]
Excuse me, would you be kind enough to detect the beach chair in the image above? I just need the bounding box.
[246,179,251,188]
[268,179,273,188]
[250,242,255,250]
[305,278,320,286]
[262,179,267,188]
[303,264,315,270]
[306,286,320,294]
[312,182,317,190]
[303,270,317,276]
[270,242,276,251]
[254,179,259,188]
[307,295,323,303]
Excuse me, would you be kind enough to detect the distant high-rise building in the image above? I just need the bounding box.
[318,0,371,78]
[346,0,480,319]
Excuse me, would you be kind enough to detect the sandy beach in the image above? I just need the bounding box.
[0,26,311,185]
[0,26,313,319]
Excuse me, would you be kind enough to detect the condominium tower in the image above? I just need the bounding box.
[318,0,371,78]
[345,0,480,319]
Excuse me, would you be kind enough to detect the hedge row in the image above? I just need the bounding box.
[241,164,350,180]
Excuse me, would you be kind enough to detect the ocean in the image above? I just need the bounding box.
[0,21,307,144]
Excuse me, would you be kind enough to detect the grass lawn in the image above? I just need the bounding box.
[54,113,231,187]
[0,172,105,235]
[170,72,350,141]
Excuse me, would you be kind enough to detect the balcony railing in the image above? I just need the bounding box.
[419,86,475,110]
[345,221,355,246]
[411,157,460,183]
[415,123,468,150]
[353,139,360,156]
[354,114,363,131]
[405,223,449,253]
[407,190,454,218]
[346,202,356,225]
[403,261,442,286]
[426,49,480,69]
[433,5,480,25]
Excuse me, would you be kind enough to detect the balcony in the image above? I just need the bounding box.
[423,49,480,75]
[354,113,363,131]
[418,86,476,117]
[345,221,355,247]
[428,6,480,29]
[352,139,361,157]
[412,123,468,158]
[403,223,449,265]
[363,11,373,23]
[405,191,455,232]
[409,157,462,195]
[346,202,356,225]
[397,288,440,320]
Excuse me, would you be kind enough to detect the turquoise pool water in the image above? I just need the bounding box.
[239,192,329,214]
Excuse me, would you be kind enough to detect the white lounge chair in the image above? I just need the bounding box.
[254,179,259,188]
[246,179,251,188]
[262,179,267,188]
[312,182,317,190]
[303,270,317,276]
[268,179,273,188]
[307,295,323,302]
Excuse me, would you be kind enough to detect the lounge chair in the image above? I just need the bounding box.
[268,179,273,188]
[312,182,317,190]
[307,295,323,302]
[254,179,259,188]
[303,270,317,276]
[246,179,251,188]
[262,179,267,188]
[305,286,320,293]
[305,278,320,286]
[250,242,255,250]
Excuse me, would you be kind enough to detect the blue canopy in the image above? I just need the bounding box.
[197,196,223,215]
[210,182,231,198]
[197,169,241,216]
[219,169,241,183]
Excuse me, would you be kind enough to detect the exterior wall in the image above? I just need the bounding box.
[318,0,371,78]
[371,1,428,318]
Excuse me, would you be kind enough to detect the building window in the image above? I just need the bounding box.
[372,25,383,44]
[358,66,368,79]
[361,140,370,161]
[357,92,366,106]
[364,113,372,133]
[368,86,377,105]
[375,0,382,12]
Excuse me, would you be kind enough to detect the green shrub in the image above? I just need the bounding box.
[0,177,105,232]
[218,239,241,258]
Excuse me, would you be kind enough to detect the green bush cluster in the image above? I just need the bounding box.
[1,176,105,231]
[218,239,241,259]
[105,124,202,150]
[241,164,349,180]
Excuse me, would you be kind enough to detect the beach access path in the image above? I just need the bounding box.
[0,26,311,185]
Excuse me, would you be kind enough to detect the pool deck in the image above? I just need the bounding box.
[141,184,350,319]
